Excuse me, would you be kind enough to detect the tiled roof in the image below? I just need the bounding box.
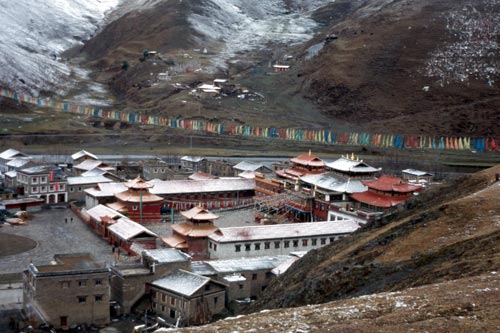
[161,234,188,249]
[362,175,422,193]
[350,191,409,208]
[86,204,125,222]
[180,206,219,220]
[233,161,268,172]
[0,148,28,160]
[108,217,157,241]
[326,157,380,173]
[300,173,367,194]
[74,159,107,171]
[71,150,98,161]
[6,157,32,168]
[202,256,291,274]
[188,171,217,180]
[115,189,163,203]
[150,269,211,297]
[67,175,112,186]
[171,222,220,238]
[290,153,325,167]
[142,248,190,264]
[402,169,433,177]
[209,221,360,243]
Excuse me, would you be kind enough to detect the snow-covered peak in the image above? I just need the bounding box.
[0,0,119,95]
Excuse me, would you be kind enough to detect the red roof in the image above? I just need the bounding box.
[180,206,219,220]
[290,153,325,168]
[362,175,422,193]
[350,191,408,208]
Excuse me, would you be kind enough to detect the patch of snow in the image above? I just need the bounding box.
[188,0,335,69]
[0,0,119,95]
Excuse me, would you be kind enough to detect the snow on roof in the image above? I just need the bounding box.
[197,83,221,90]
[81,168,107,177]
[300,173,367,194]
[148,178,255,195]
[86,204,125,222]
[233,161,265,172]
[4,170,17,178]
[190,262,217,276]
[85,182,128,197]
[142,248,190,264]
[203,256,291,274]
[326,157,380,173]
[150,269,211,297]
[402,169,433,177]
[271,256,301,276]
[108,217,157,241]
[238,170,256,179]
[71,150,98,161]
[213,79,227,83]
[223,274,246,282]
[19,165,56,174]
[74,159,107,171]
[181,156,206,163]
[0,148,28,160]
[210,221,360,243]
[67,175,112,186]
[273,64,290,68]
[6,157,32,168]
[188,171,217,180]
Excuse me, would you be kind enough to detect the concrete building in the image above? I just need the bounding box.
[16,165,68,204]
[23,253,110,330]
[148,269,226,326]
[67,175,113,202]
[110,249,190,315]
[208,220,360,259]
[180,156,206,172]
[402,169,434,184]
[0,148,29,173]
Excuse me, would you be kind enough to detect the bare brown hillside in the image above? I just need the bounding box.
[299,0,500,136]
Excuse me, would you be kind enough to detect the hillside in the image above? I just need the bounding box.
[163,164,500,332]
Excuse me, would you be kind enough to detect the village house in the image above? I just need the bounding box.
[6,156,34,172]
[1,197,45,214]
[67,175,113,202]
[350,175,422,219]
[162,206,220,260]
[402,169,434,184]
[84,182,128,209]
[180,156,206,172]
[110,248,191,315]
[23,253,110,330]
[205,159,235,177]
[191,255,294,312]
[141,158,186,180]
[73,159,114,176]
[148,269,226,326]
[232,161,273,177]
[0,148,30,173]
[273,64,290,73]
[71,150,98,165]
[207,220,360,260]
[16,165,68,204]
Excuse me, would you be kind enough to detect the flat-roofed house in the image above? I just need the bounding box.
[148,269,226,326]
[402,169,434,184]
[208,220,360,260]
[23,253,110,330]
[16,165,68,204]
[67,175,113,202]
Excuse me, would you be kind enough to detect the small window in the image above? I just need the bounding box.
[302,239,308,247]
[321,238,326,245]
[235,245,241,252]
[95,279,102,286]
[330,237,335,243]
[170,297,175,306]
[239,284,244,290]
[78,186,82,192]
[152,291,157,299]
[254,243,261,251]
[78,280,87,287]
[78,296,87,304]
[162,305,166,312]
[170,309,176,319]
[70,187,74,192]
[284,241,290,248]
[132,205,138,211]
[214,244,217,251]
[214,297,218,305]
[264,242,270,249]
[245,244,251,252]
[162,294,166,302]
[95,295,103,302]
[205,285,210,291]
[293,240,299,247]
[312,238,317,246]
[209,242,212,249]
[274,241,280,249]
[61,281,71,288]
[261,285,267,291]
[252,274,257,280]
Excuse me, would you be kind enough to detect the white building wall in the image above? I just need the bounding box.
[208,234,347,260]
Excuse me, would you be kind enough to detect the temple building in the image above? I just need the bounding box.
[114,176,164,224]
[350,175,422,216]
[162,206,220,260]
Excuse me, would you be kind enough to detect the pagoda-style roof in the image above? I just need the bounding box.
[290,152,325,168]
[362,175,422,193]
[162,234,189,249]
[180,206,219,221]
[125,176,154,189]
[115,176,163,203]
[171,222,220,238]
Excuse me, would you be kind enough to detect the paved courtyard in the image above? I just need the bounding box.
[0,208,115,276]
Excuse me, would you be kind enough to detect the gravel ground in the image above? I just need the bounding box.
[0,208,115,276]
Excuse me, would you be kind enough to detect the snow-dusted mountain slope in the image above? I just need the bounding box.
[188,0,334,68]
[0,0,119,95]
